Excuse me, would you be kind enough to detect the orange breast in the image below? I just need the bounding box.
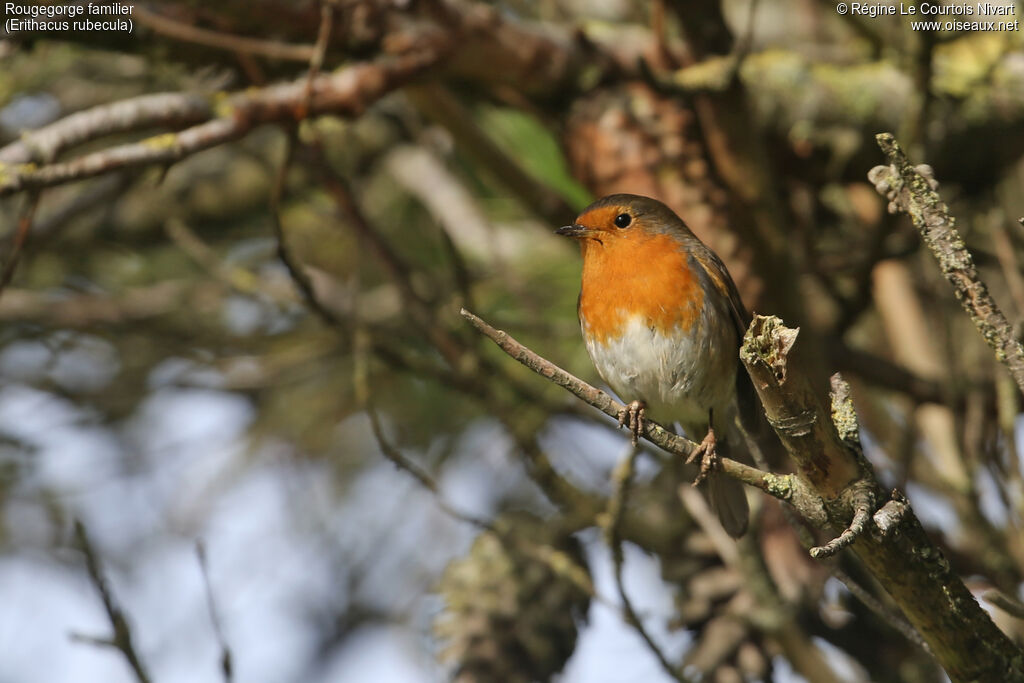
[578,233,704,344]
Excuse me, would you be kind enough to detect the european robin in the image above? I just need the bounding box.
[557,193,754,537]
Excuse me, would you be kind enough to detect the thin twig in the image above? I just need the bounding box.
[870,133,1024,395]
[73,520,152,683]
[270,132,344,327]
[134,6,318,62]
[459,308,791,497]
[196,541,234,683]
[983,589,1024,621]
[808,492,872,559]
[833,568,931,653]
[604,446,692,683]
[316,178,570,417]
[301,1,338,118]
[366,404,488,530]
[318,164,465,365]
[365,404,596,598]
[405,84,576,226]
[0,191,41,299]
[165,219,267,299]
[726,0,761,83]
[990,215,1024,320]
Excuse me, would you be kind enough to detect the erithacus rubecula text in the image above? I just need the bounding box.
[558,194,753,537]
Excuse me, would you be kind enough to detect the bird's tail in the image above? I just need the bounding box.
[707,435,750,538]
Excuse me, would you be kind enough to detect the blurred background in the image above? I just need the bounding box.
[1,0,1024,681]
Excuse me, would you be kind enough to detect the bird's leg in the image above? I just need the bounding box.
[617,400,646,447]
[685,410,718,486]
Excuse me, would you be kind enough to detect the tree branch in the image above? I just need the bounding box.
[73,520,151,683]
[0,93,213,165]
[458,308,823,513]
[195,541,233,683]
[604,446,692,683]
[461,306,1024,681]
[133,6,318,63]
[0,47,444,197]
[0,190,40,298]
[740,314,1024,683]
[870,132,1024,396]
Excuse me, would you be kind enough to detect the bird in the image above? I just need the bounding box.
[557,193,755,537]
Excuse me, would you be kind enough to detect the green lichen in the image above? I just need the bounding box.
[141,133,179,150]
[762,472,793,501]
[829,378,860,445]
[212,92,234,118]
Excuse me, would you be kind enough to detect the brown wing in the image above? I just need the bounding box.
[690,246,760,435]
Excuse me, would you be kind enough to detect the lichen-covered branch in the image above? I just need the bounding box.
[740,316,861,497]
[0,93,214,165]
[0,47,443,197]
[870,132,1024,396]
[740,313,1024,683]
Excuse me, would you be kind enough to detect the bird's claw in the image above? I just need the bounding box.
[685,426,718,487]
[617,400,646,447]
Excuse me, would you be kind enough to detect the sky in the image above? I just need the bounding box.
[0,378,717,683]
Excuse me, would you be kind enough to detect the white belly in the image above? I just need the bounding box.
[584,313,737,435]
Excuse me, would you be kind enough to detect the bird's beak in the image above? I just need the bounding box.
[555,224,590,239]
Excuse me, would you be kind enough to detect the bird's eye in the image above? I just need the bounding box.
[614,213,632,228]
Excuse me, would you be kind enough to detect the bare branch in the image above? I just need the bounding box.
[73,520,151,683]
[870,132,1024,396]
[459,308,817,506]
[0,93,213,165]
[406,84,577,226]
[195,541,233,683]
[270,131,345,328]
[0,191,40,298]
[0,48,444,197]
[320,166,466,365]
[367,405,488,531]
[366,404,596,598]
[134,6,317,63]
[983,589,1024,621]
[604,446,692,683]
[301,1,338,117]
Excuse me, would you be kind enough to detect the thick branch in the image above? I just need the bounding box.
[740,314,1024,683]
[870,132,1024,395]
[740,317,861,497]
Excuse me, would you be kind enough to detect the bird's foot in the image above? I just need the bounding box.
[685,426,718,486]
[617,400,646,447]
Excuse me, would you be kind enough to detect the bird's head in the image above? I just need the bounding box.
[556,194,692,252]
